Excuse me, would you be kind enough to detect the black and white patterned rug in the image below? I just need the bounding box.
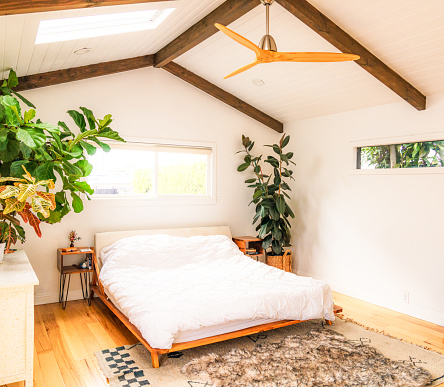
[95,318,444,386]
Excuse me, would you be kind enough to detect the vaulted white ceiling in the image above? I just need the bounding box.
[1,0,444,122]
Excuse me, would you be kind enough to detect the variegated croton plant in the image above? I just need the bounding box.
[0,70,125,252]
[0,167,56,252]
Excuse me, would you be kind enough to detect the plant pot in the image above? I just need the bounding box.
[0,242,5,264]
[266,250,292,272]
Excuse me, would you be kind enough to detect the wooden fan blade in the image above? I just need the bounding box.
[271,52,360,62]
[215,23,261,56]
[224,61,260,79]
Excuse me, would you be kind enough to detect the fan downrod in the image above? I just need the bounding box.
[259,0,277,51]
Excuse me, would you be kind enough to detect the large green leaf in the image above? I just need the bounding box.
[272,227,282,241]
[35,162,56,181]
[24,109,36,123]
[72,181,94,195]
[96,128,124,142]
[10,90,36,108]
[98,114,112,128]
[262,234,272,250]
[90,137,111,152]
[62,160,83,178]
[68,110,86,132]
[79,140,97,156]
[253,190,263,200]
[7,70,19,88]
[11,160,37,177]
[57,121,72,134]
[281,135,290,148]
[79,107,96,130]
[237,163,250,172]
[0,138,20,162]
[258,223,268,239]
[26,122,60,134]
[75,159,93,177]
[276,195,286,214]
[271,240,282,255]
[71,192,84,213]
[1,95,22,126]
[0,135,8,151]
[269,206,280,221]
[16,127,46,148]
[0,127,8,142]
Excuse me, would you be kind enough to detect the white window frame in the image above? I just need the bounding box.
[87,136,217,206]
[351,131,444,175]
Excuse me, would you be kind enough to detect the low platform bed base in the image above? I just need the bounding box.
[89,245,342,368]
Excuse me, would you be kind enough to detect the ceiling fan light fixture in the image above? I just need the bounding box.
[259,34,277,51]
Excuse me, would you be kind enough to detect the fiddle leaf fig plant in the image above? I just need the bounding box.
[237,134,295,255]
[0,69,125,250]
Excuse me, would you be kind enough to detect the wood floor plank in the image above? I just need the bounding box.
[87,321,119,350]
[33,346,46,387]
[37,351,65,387]
[50,303,90,361]
[34,307,52,354]
[41,310,86,387]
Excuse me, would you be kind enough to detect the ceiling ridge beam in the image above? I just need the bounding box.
[14,55,154,91]
[162,62,283,133]
[0,0,174,16]
[276,0,426,111]
[154,0,259,68]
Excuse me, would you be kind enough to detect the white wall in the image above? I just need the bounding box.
[287,93,444,325]
[19,67,280,304]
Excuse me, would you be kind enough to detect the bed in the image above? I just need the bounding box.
[89,226,341,368]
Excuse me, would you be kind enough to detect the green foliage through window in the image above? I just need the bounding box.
[359,140,444,169]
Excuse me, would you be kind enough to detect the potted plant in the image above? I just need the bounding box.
[0,69,125,250]
[237,134,295,271]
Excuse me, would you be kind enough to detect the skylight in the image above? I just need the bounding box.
[35,8,175,44]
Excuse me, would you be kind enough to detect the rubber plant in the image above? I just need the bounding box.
[237,134,295,255]
[0,69,125,250]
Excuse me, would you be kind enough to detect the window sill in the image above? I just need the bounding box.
[351,168,444,175]
[87,196,217,207]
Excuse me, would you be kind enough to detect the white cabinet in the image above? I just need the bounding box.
[0,250,39,386]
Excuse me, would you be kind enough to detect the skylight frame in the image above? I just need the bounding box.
[35,8,175,44]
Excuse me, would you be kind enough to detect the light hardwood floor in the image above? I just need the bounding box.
[2,292,443,387]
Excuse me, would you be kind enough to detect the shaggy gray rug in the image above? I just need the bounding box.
[95,318,444,386]
[181,329,432,386]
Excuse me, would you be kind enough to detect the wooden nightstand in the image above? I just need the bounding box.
[233,236,265,262]
[57,247,94,309]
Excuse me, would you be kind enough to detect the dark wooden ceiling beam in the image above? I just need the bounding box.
[154,0,259,68]
[0,0,174,16]
[276,0,426,110]
[15,55,154,91]
[162,62,283,132]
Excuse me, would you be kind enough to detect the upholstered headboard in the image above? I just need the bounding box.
[94,226,232,262]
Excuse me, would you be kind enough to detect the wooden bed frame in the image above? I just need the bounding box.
[89,227,342,368]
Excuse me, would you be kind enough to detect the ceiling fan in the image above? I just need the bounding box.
[215,0,360,79]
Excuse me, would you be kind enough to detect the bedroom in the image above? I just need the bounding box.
[0,0,443,386]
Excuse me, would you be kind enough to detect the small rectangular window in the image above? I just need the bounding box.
[358,141,444,169]
[87,141,213,200]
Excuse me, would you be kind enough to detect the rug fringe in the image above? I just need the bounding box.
[335,313,444,355]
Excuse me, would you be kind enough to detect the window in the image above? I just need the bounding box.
[35,9,175,44]
[87,139,215,202]
[357,140,444,170]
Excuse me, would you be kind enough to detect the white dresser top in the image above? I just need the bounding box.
[0,250,39,288]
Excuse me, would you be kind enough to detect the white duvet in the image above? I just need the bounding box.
[99,234,334,349]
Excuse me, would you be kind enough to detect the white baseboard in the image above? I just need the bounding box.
[34,289,85,305]
[297,270,444,326]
